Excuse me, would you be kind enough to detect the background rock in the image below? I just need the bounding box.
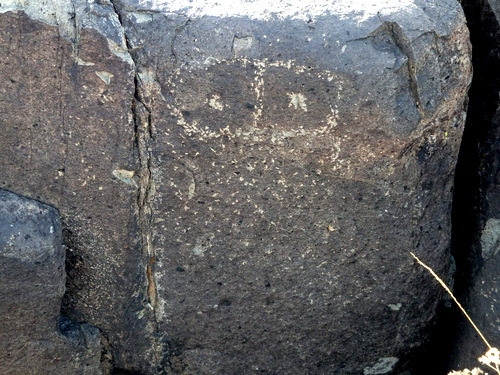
[0,0,472,374]
[0,2,160,372]
[0,188,101,375]
[449,0,500,370]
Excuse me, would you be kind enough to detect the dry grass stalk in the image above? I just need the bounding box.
[409,252,499,375]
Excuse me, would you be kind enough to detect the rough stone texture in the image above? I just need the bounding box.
[0,3,159,372]
[0,0,472,374]
[0,188,101,375]
[115,0,471,374]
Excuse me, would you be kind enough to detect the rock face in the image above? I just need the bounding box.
[0,188,101,375]
[448,0,500,371]
[0,0,472,374]
[0,2,155,372]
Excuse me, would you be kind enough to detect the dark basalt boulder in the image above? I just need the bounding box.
[0,0,472,373]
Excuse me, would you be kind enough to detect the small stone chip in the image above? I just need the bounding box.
[95,71,114,85]
[363,357,399,375]
[112,169,137,187]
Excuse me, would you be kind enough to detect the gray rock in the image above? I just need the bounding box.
[0,188,101,375]
[0,0,472,373]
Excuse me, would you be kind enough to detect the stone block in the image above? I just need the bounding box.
[0,188,101,375]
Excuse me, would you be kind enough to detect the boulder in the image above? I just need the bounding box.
[116,0,472,373]
[0,188,101,375]
[0,0,472,373]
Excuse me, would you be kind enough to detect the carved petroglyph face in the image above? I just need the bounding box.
[156,56,423,184]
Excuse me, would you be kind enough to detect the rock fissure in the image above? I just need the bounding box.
[133,66,168,375]
[68,2,79,57]
[385,21,425,119]
[132,95,157,309]
[56,30,69,204]
[110,0,164,370]
[110,0,157,313]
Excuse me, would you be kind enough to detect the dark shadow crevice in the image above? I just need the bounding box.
[453,0,500,302]
[405,1,500,373]
[448,0,500,371]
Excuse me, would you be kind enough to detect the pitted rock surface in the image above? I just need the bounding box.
[0,0,472,373]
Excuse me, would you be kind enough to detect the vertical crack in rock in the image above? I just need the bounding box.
[133,68,166,375]
[67,1,79,57]
[54,25,69,205]
[385,21,425,119]
[109,1,164,371]
[132,91,157,310]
